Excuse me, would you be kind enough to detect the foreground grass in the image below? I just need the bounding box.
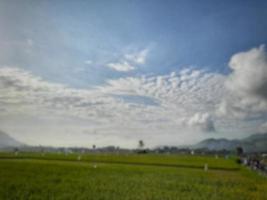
[0,154,266,200]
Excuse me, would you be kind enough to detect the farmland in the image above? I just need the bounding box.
[0,153,266,200]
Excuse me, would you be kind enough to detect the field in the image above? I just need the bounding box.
[0,153,266,200]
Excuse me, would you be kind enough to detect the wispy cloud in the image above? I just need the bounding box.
[125,48,149,64]
[84,60,92,65]
[106,48,149,72]
[106,61,135,72]
[259,121,267,133]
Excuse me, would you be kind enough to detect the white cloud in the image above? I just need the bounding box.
[2,44,266,148]
[26,39,34,47]
[125,48,149,64]
[106,48,149,72]
[218,45,267,119]
[258,121,267,133]
[97,69,224,137]
[227,45,267,99]
[107,61,135,72]
[0,66,226,147]
[84,60,92,65]
[181,113,215,132]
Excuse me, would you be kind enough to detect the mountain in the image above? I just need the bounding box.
[0,130,24,148]
[193,133,267,152]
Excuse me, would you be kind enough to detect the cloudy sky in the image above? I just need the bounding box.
[0,0,267,148]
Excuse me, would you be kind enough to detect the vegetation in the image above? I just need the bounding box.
[0,153,266,200]
[138,140,144,149]
[0,152,239,170]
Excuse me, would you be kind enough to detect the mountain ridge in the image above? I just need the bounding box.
[193,133,267,152]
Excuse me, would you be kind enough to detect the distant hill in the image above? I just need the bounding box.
[0,130,24,148]
[193,133,267,152]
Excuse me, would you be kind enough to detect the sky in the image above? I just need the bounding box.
[0,0,267,148]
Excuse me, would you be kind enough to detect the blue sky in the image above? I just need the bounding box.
[0,0,267,147]
[1,0,267,86]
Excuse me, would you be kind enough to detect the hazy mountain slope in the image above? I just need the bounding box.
[0,130,23,148]
[193,133,267,152]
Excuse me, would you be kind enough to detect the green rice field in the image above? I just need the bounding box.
[0,152,266,200]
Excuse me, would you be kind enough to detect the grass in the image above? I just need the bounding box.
[0,152,239,170]
[0,153,266,200]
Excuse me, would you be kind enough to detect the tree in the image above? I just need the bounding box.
[138,140,144,149]
[236,146,243,156]
[92,144,96,150]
